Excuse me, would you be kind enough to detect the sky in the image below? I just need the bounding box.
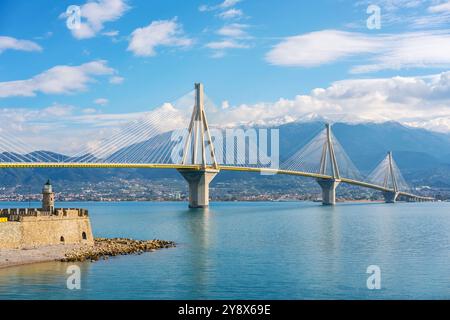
[1,0,450,154]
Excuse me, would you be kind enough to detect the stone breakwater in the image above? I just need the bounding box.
[61,238,176,262]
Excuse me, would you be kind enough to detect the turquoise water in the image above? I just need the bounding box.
[0,201,449,299]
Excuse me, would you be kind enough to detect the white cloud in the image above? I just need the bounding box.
[220,0,241,8]
[109,76,124,84]
[355,0,450,29]
[199,0,241,12]
[82,108,98,114]
[0,104,148,154]
[0,104,75,135]
[0,60,114,98]
[266,30,378,67]
[102,30,119,37]
[200,0,246,20]
[62,0,129,39]
[94,98,109,106]
[127,19,192,57]
[427,1,450,13]
[352,31,450,73]
[218,8,243,19]
[266,29,450,73]
[202,71,450,133]
[200,0,247,56]
[0,96,196,155]
[207,24,251,57]
[206,39,249,49]
[0,36,42,54]
[42,104,75,117]
[217,23,249,38]
[405,116,450,132]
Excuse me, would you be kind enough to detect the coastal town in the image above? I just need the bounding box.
[0,176,446,203]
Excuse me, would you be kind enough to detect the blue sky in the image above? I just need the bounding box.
[1,0,450,152]
[0,0,372,108]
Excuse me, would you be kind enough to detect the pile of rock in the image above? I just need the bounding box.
[61,238,176,262]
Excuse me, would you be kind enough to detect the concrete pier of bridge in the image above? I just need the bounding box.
[383,191,399,203]
[178,169,219,208]
[317,178,340,205]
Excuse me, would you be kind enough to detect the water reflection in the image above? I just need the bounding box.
[184,207,215,298]
[0,261,91,298]
[318,205,341,254]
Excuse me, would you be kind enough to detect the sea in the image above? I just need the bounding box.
[0,201,449,299]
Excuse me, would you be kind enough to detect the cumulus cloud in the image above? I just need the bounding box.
[266,29,450,73]
[61,0,129,39]
[0,60,115,98]
[127,19,192,57]
[0,36,42,54]
[200,71,450,133]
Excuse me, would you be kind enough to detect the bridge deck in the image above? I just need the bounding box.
[0,162,433,201]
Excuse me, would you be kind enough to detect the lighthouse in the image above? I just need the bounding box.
[42,179,55,213]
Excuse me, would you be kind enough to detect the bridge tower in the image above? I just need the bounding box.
[317,124,341,205]
[178,83,220,208]
[382,151,400,203]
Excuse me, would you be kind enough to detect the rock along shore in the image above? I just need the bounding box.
[61,238,176,262]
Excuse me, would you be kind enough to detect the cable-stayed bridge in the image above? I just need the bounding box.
[0,83,434,208]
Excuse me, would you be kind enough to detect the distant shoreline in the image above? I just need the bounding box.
[0,199,398,203]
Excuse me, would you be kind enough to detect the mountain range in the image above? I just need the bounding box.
[0,121,449,188]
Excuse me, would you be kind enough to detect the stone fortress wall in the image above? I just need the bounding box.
[0,181,94,249]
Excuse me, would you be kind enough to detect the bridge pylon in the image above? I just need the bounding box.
[177,83,219,208]
[317,123,341,205]
[382,151,400,203]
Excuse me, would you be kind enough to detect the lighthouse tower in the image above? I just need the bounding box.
[42,179,55,213]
